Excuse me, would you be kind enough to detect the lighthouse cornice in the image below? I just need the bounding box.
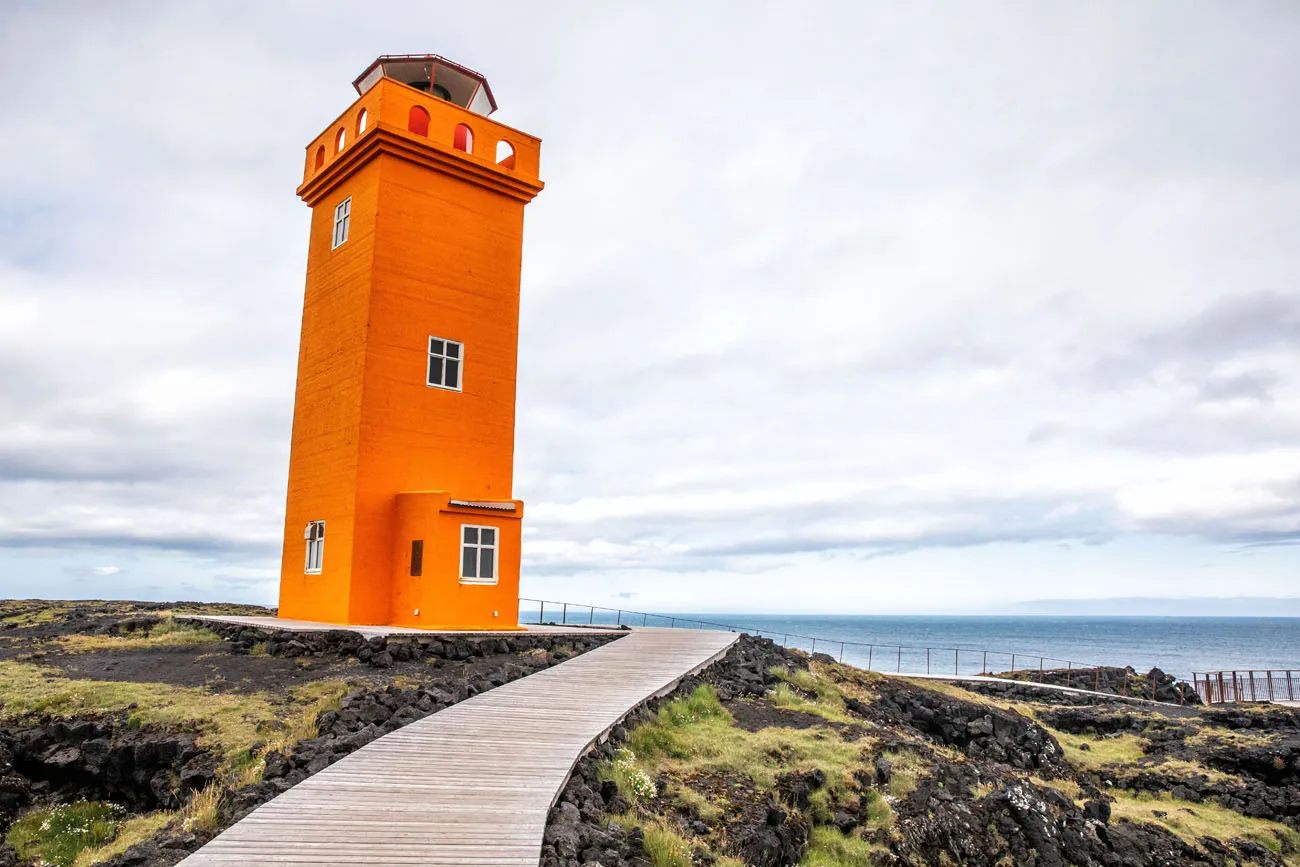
[297,124,544,206]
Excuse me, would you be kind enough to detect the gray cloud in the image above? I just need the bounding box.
[2,2,1299,606]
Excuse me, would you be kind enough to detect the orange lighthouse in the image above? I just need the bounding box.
[277,55,543,629]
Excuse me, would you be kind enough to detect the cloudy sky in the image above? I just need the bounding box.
[1,2,1298,613]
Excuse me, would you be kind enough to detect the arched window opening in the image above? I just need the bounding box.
[453,123,473,153]
[313,145,325,171]
[356,108,368,135]
[335,127,346,152]
[408,105,430,137]
[495,140,516,169]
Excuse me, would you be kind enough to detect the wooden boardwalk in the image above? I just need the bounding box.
[179,627,738,866]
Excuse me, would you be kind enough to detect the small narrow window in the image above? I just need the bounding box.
[356,108,368,135]
[335,127,346,152]
[304,521,325,574]
[410,539,424,577]
[408,105,430,137]
[453,123,473,153]
[426,335,463,391]
[460,525,497,583]
[332,197,351,249]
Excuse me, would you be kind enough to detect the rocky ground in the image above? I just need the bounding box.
[2,600,1296,867]
[0,599,618,867]
[540,636,1300,867]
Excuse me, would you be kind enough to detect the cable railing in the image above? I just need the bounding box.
[518,597,1177,700]
[1194,670,1299,705]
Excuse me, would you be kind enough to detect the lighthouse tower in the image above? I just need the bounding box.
[277,55,543,629]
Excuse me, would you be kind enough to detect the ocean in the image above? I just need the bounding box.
[520,606,1300,681]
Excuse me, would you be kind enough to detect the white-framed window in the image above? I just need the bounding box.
[427,336,463,391]
[460,525,497,584]
[332,197,351,249]
[304,520,325,574]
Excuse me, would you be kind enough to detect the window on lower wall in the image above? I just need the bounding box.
[304,521,325,574]
[460,525,497,583]
[427,336,463,391]
[410,539,424,577]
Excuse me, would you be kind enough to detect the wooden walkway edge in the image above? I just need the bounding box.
[179,627,738,866]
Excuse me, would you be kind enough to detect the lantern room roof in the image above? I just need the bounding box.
[353,54,498,116]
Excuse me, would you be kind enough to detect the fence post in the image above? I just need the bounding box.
[897,646,902,673]
[867,645,873,671]
[1288,670,1295,702]
[926,648,930,675]
[954,649,959,676]
[1249,671,1256,702]
[839,642,845,663]
[982,650,988,675]
[1039,657,1044,683]
[562,603,567,624]
[539,601,544,623]
[589,606,594,625]
[616,609,622,627]
[1011,654,1016,675]
[1267,670,1274,702]
[812,638,816,655]
[1218,671,1226,704]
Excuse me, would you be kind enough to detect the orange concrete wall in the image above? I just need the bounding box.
[278,74,542,628]
[390,492,523,629]
[277,159,382,624]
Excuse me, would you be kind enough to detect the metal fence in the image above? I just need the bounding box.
[1194,670,1299,704]
[520,597,1131,692]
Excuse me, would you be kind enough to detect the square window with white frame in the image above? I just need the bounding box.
[332,197,351,249]
[427,336,463,391]
[460,525,497,583]
[304,520,325,574]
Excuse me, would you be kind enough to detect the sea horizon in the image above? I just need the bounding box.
[521,605,1300,681]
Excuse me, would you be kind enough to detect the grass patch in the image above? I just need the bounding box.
[1050,730,1146,771]
[768,666,855,723]
[0,660,277,763]
[6,801,126,867]
[881,748,929,800]
[1031,776,1082,801]
[667,779,726,823]
[72,811,174,867]
[1152,758,1245,786]
[642,821,694,867]
[0,660,349,778]
[801,825,888,866]
[180,783,223,833]
[58,619,221,653]
[1108,790,1300,864]
[631,691,867,791]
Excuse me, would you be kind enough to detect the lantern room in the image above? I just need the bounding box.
[353,54,498,116]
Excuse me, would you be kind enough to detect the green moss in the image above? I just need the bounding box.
[6,801,126,867]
